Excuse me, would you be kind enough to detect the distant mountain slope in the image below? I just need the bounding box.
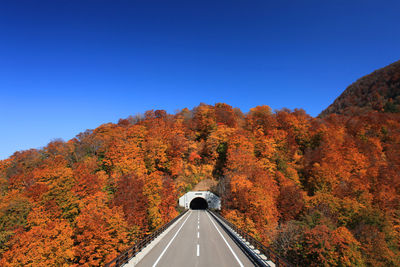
[320,60,400,117]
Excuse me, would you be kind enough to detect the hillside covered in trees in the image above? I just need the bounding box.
[0,104,399,266]
[320,60,400,117]
[1,62,400,266]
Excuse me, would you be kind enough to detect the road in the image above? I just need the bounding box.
[135,210,254,267]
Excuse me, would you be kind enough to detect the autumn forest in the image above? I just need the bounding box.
[1,62,400,266]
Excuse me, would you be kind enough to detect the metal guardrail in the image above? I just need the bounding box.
[105,209,188,267]
[209,210,293,267]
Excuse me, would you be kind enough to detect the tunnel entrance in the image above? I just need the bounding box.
[189,197,208,210]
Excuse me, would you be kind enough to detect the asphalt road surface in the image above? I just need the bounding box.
[135,210,254,267]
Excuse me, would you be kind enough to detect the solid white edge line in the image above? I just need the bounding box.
[197,244,200,256]
[152,211,192,267]
[206,212,244,267]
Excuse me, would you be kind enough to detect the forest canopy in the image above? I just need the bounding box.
[0,101,399,266]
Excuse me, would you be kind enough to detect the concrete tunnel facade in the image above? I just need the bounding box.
[178,191,221,210]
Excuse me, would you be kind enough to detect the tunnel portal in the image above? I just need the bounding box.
[189,197,208,210]
[178,191,221,210]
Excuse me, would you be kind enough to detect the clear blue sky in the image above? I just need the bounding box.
[1,0,399,159]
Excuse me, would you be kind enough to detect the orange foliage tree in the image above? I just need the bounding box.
[1,206,74,266]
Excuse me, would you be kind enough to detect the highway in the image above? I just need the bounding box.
[134,210,254,267]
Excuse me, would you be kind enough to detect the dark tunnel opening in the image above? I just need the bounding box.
[190,197,208,210]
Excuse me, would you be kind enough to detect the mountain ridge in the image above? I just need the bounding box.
[320,59,400,117]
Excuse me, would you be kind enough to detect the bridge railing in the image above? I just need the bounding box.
[209,210,293,267]
[105,209,188,267]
